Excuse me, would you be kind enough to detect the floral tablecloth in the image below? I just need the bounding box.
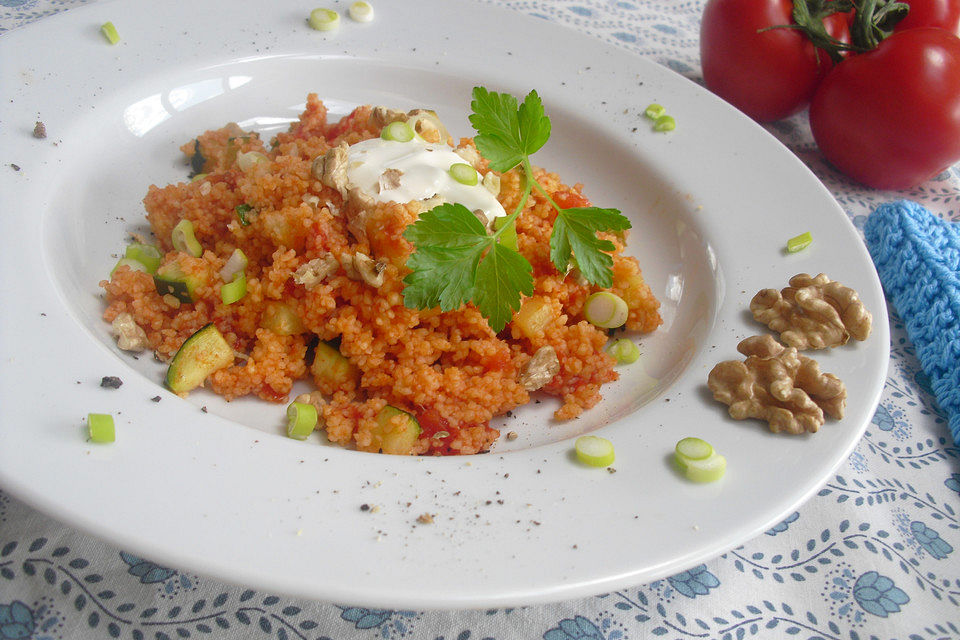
[2,0,959,638]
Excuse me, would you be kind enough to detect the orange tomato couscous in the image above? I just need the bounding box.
[101,94,662,455]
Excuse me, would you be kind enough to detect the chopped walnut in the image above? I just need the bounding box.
[311,142,349,196]
[369,106,407,128]
[293,254,339,289]
[751,273,872,350]
[520,345,560,391]
[416,513,434,524]
[378,168,403,193]
[708,334,846,434]
[341,252,386,288]
[110,312,149,352]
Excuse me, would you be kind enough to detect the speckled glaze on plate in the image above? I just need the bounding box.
[0,0,888,609]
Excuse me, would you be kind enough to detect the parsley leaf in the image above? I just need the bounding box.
[402,203,532,330]
[473,242,534,332]
[550,207,632,287]
[470,87,551,172]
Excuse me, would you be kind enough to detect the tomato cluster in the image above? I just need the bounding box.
[700,0,960,190]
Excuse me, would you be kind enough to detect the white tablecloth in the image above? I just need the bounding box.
[2,1,959,638]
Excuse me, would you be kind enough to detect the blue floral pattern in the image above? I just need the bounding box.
[2,1,960,638]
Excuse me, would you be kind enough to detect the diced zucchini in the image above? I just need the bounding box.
[310,341,360,390]
[165,324,235,394]
[260,301,305,335]
[372,405,422,455]
[154,261,204,303]
[513,296,555,339]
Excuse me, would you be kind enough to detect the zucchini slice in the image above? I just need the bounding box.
[372,405,422,455]
[165,324,235,394]
[310,341,360,391]
[154,262,203,303]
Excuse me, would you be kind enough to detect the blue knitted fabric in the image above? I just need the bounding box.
[864,200,960,445]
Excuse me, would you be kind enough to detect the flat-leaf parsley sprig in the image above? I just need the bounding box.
[402,86,632,332]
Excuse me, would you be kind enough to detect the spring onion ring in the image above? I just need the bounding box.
[348,1,374,22]
[88,413,115,443]
[381,121,415,142]
[449,162,479,186]
[219,248,249,282]
[171,219,202,258]
[786,231,813,253]
[308,8,340,31]
[125,243,162,273]
[674,437,726,483]
[606,338,640,364]
[583,291,628,329]
[287,402,319,440]
[654,115,676,132]
[110,258,148,277]
[644,103,665,120]
[220,272,247,305]
[575,435,615,467]
[100,22,120,45]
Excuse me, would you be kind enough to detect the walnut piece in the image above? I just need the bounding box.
[293,254,339,289]
[520,345,560,392]
[750,273,872,350]
[110,312,149,352]
[708,334,847,434]
[311,142,349,196]
[341,252,386,288]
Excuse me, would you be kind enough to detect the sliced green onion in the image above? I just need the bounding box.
[286,401,318,440]
[493,216,518,252]
[308,8,340,31]
[606,338,640,364]
[88,413,115,443]
[675,436,714,461]
[219,248,249,282]
[786,231,813,253]
[237,151,268,172]
[190,173,208,182]
[644,103,665,120]
[654,115,676,132]
[125,243,162,273]
[448,163,478,186]
[348,1,374,22]
[575,435,615,467]
[110,258,148,277]
[220,272,247,305]
[100,22,120,45]
[674,437,726,483]
[235,204,254,226]
[583,291,628,329]
[381,121,414,142]
[171,219,202,257]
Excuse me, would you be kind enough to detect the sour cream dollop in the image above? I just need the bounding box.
[346,137,505,224]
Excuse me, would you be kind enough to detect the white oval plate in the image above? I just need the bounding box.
[0,0,888,609]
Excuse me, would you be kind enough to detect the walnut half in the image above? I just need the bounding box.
[750,273,872,350]
[707,334,847,434]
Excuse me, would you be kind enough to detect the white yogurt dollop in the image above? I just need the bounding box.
[346,137,505,224]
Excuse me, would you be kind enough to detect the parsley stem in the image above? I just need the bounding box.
[492,167,533,243]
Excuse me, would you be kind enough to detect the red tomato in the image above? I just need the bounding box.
[700,0,850,122]
[894,0,960,36]
[810,27,960,189]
